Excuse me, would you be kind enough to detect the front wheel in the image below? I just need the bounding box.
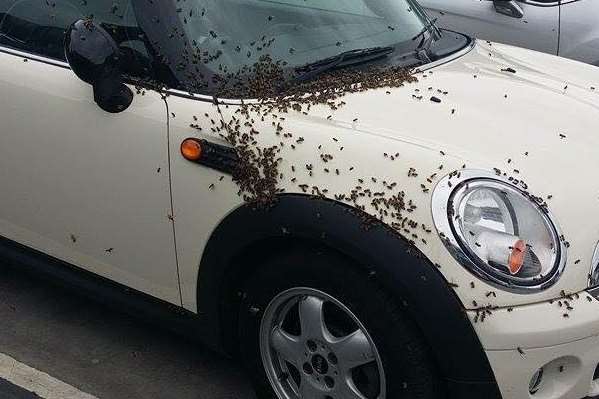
[238,247,444,399]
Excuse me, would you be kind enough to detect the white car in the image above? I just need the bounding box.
[1,1,599,399]
[419,0,599,66]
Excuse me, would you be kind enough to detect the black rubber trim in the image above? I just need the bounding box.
[588,286,599,299]
[181,138,239,174]
[197,194,501,399]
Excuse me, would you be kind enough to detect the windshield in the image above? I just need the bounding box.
[132,0,433,95]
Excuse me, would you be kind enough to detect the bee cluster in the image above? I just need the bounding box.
[168,48,424,220]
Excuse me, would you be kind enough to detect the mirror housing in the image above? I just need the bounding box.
[493,0,524,19]
[64,19,133,113]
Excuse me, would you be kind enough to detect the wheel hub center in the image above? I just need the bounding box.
[311,354,329,375]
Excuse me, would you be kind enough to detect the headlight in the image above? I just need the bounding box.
[432,170,566,292]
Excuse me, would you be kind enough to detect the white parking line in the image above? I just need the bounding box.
[0,352,98,399]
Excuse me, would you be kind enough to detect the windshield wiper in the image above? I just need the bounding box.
[290,46,395,85]
[412,17,439,45]
[411,17,439,63]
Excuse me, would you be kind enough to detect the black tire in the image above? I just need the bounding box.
[238,245,445,399]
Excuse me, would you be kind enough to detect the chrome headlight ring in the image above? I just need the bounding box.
[432,169,567,293]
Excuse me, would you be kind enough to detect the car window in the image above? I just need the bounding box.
[0,0,157,82]
[256,0,378,15]
[139,0,431,95]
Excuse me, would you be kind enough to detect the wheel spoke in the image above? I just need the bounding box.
[332,329,376,370]
[336,377,369,399]
[271,327,303,365]
[298,296,330,341]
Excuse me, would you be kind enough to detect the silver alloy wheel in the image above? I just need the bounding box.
[260,287,386,399]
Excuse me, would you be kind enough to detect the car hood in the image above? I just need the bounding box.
[280,40,599,307]
[317,40,599,169]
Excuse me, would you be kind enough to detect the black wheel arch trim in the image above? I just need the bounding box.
[197,194,502,398]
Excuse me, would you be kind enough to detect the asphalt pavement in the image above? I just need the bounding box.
[0,263,256,399]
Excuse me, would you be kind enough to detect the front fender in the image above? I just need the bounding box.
[197,194,501,398]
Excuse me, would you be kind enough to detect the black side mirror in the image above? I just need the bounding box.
[64,19,133,113]
[493,0,524,19]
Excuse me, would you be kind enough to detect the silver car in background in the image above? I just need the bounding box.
[419,0,599,66]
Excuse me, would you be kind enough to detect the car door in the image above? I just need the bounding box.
[559,0,599,66]
[419,0,559,55]
[0,0,181,304]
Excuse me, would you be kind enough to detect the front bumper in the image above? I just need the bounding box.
[470,291,599,399]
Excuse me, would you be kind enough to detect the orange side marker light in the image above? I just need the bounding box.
[181,138,203,161]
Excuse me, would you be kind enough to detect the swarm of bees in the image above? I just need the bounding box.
[200,53,421,216]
